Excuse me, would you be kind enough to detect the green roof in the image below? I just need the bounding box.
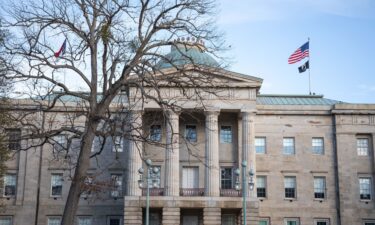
[156,44,219,69]
[256,94,342,105]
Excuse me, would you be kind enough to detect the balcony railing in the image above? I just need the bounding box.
[220,188,241,197]
[180,188,205,196]
[141,188,164,196]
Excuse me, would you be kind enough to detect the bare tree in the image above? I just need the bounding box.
[1,0,226,224]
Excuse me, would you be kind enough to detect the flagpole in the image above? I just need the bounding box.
[308,37,311,95]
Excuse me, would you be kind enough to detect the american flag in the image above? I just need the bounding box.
[288,41,309,64]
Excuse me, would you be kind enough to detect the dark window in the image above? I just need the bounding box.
[257,176,266,198]
[314,177,326,199]
[51,174,63,197]
[185,125,197,142]
[6,129,21,150]
[109,218,120,225]
[220,168,233,189]
[220,126,232,143]
[111,174,123,197]
[284,177,296,198]
[359,178,371,200]
[150,125,162,142]
[3,174,16,197]
[317,222,327,225]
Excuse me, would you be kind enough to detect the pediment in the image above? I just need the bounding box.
[153,66,263,88]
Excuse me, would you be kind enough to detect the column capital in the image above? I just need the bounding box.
[204,108,220,116]
[240,108,257,115]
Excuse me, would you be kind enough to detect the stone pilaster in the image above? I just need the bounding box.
[204,110,220,197]
[242,110,256,197]
[241,201,259,225]
[126,110,143,196]
[203,207,221,225]
[124,206,142,225]
[162,207,180,225]
[164,110,180,196]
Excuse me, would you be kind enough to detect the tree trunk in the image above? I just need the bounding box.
[61,121,98,225]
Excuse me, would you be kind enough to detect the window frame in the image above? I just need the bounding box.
[110,174,123,198]
[47,216,62,225]
[0,216,12,225]
[259,218,270,225]
[256,175,267,198]
[357,138,369,156]
[220,125,233,144]
[107,216,122,225]
[284,176,297,199]
[150,124,162,142]
[284,218,300,225]
[314,177,326,200]
[112,136,123,152]
[6,129,21,151]
[363,220,375,225]
[220,167,234,189]
[77,216,92,225]
[255,137,266,154]
[312,137,324,155]
[185,124,197,143]
[283,137,295,155]
[221,214,236,225]
[314,218,330,225]
[359,177,372,200]
[50,173,63,197]
[3,173,17,197]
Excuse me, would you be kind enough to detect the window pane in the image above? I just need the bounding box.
[7,129,21,150]
[150,125,162,142]
[283,138,295,155]
[185,125,197,142]
[257,176,266,198]
[91,136,104,152]
[284,177,296,198]
[314,177,326,199]
[255,137,266,154]
[51,174,63,196]
[48,218,61,225]
[4,174,16,196]
[78,217,92,225]
[111,174,123,197]
[112,136,123,152]
[222,214,236,225]
[220,126,232,143]
[357,138,369,156]
[220,168,233,189]
[312,138,324,154]
[359,178,371,200]
[0,217,12,225]
[259,221,268,225]
[109,218,120,225]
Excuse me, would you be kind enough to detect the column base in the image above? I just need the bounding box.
[162,207,180,225]
[203,207,221,225]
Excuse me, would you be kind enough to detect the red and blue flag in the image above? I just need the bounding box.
[288,41,309,64]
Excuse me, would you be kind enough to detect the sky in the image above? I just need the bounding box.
[218,0,375,103]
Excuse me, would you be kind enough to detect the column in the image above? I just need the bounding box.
[242,110,256,197]
[164,110,180,196]
[126,110,143,196]
[204,110,220,197]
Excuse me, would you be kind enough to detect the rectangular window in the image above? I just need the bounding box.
[221,214,236,225]
[77,217,92,225]
[112,136,123,152]
[363,220,375,225]
[283,138,295,155]
[6,129,21,150]
[51,174,63,197]
[185,125,197,142]
[182,167,199,188]
[357,138,369,156]
[81,175,93,198]
[3,174,16,197]
[257,176,267,198]
[111,174,123,198]
[107,216,122,225]
[314,177,326,199]
[255,137,266,154]
[312,138,324,155]
[53,135,67,153]
[284,218,299,225]
[314,219,330,225]
[220,168,233,189]
[259,218,270,225]
[150,125,162,142]
[48,217,61,225]
[220,126,232,143]
[284,176,296,198]
[91,136,104,152]
[0,217,12,225]
[359,177,372,200]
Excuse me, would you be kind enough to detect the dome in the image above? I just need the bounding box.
[156,43,219,69]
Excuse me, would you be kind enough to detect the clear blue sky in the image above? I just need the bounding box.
[218,0,375,103]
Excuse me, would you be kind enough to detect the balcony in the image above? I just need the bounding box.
[220,189,241,197]
[180,188,205,196]
[142,188,164,196]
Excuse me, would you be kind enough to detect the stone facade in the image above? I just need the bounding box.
[1,61,375,225]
